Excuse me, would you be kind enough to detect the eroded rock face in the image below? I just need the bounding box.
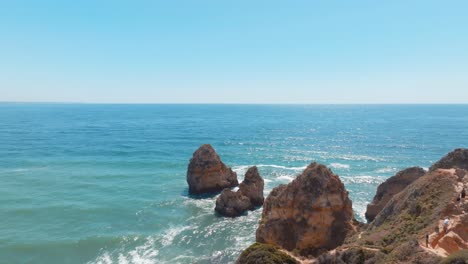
[186,144,238,195]
[215,166,264,217]
[365,167,426,222]
[430,148,468,171]
[239,166,264,206]
[215,189,251,217]
[256,162,354,256]
[433,214,468,255]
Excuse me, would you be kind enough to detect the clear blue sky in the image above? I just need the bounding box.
[1,1,467,103]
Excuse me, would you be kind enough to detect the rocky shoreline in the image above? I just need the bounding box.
[185,146,468,263]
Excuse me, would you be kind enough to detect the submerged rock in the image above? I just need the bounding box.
[256,162,355,256]
[239,166,264,206]
[430,148,468,171]
[186,144,238,195]
[215,166,265,217]
[365,166,426,222]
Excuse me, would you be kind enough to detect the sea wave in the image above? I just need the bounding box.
[277,175,295,182]
[375,167,397,173]
[329,163,350,169]
[91,236,160,264]
[340,175,386,185]
[232,164,306,173]
[161,226,192,247]
[335,154,384,162]
[127,237,159,264]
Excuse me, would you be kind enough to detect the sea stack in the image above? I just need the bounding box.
[215,166,264,217]
[256,162,354,256]
[239,166,265,206]
[186,144,238,195]
[365,167,426,222]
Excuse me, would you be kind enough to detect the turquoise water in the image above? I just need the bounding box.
[1,104,467,264]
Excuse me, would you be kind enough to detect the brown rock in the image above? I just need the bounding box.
[430,148,468,172]
[215,188,251,217]
[365,167,426,222]
[239,166,264,206]
[186,144,238,195]
[215,166,265,217]
[256,162,354,256]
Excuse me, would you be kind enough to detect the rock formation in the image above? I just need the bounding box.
[239,166,264,206]
[215,188,252,217]
[365,166,426,222]
[430,148,468,171]
[255,162,355,256]
[318,164,467,263]
[215,166,264,217]
[237,149,468,263]
[186,144,238,195]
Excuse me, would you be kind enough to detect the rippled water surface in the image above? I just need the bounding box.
[1,104,467,263]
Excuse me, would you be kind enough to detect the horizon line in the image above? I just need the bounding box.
[1,101,468,105]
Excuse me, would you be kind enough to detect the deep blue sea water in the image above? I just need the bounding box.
[1,104,467,264]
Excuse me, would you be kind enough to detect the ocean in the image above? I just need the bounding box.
[1,104,467,264]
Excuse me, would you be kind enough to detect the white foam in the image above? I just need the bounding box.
[375,167,397,173]
[277,175,294,182]
[128,238,159,264]
[257,164,306,170]
[335,154,383,162]
[232,164,306,172]
[329,163,350,169]
[183,197,215,212]
[92,252,112,264]
[340,175,386,185]
[118,254,129,264]
[161,226,192,247]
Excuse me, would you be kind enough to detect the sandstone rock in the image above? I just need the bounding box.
[215,166,265,217]
[239,166,264,206]
[215,188,251,217]
[186,144,238,195]
[365,167,426,222]
[430,148,468,172]
[432,214,468,256]
[256,162,354,256]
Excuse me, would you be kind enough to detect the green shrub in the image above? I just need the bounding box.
[236,243,299,264]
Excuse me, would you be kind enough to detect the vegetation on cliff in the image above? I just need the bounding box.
[236,243,298,264]
[237,148,468,264]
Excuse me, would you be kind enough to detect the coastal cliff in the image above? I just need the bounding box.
[365,167,426,222]
[237,149,468,264]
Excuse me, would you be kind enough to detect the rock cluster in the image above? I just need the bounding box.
[365,166,426,222]
[186,144,238,195]
[215,166,264,217]
[236,149,468,263]
[255,162,355,256]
